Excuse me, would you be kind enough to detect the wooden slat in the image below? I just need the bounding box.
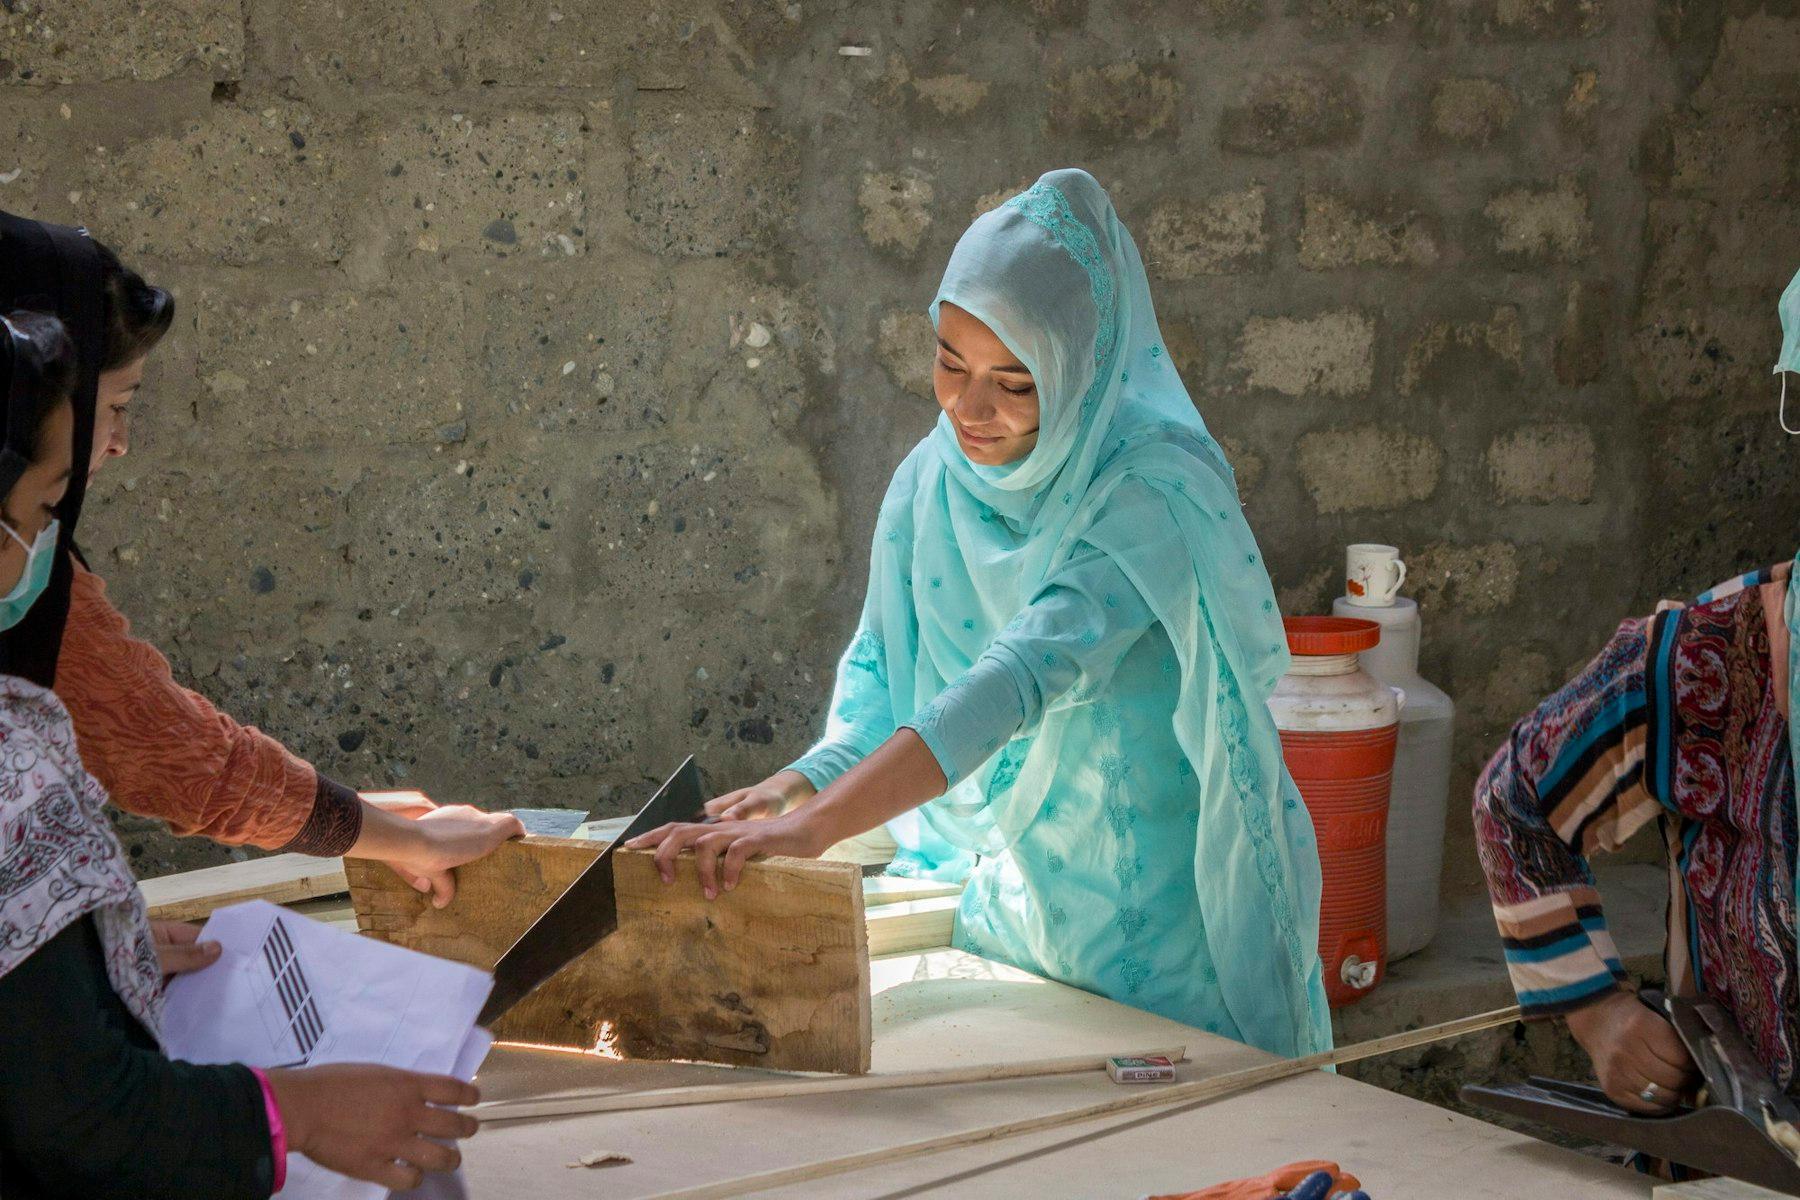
[862,876,964,908]
[472,1043,1188,1123]
[346,837,872,1074]
[866,895,958,958]
[140,854,348,922]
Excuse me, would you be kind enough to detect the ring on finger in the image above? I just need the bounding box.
[1639,1082,1664,1105]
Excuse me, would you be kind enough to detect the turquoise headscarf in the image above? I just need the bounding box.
[859,168,1327,1055]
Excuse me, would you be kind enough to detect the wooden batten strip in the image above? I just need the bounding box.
[474,1044,1189,1123]
[866,895,959,957]
[140,853,348,922]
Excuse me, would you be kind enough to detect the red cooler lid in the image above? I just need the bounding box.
[1284,616,1380,656]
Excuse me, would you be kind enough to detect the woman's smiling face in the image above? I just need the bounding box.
[933,303,1040,467]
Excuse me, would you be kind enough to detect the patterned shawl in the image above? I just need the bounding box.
[0,673,162,1039]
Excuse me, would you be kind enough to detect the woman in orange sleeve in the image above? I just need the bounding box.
[0,211,520,903]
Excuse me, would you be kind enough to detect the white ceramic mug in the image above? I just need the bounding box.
[1345,543,1406,607]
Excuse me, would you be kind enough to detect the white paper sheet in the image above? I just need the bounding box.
[162,900,494,1200]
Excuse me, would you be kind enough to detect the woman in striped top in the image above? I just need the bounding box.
[1474,269,1800,1117]
[1473,564,1794,1114]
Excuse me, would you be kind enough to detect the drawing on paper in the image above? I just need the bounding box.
[260,916,326,1065]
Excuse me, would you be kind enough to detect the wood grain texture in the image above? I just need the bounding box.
[346,836,872,1074]
[861,877,963,907]
[865,896,958,958]
[141,854,348,921]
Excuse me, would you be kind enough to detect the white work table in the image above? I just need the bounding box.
[467,950,1652,1199]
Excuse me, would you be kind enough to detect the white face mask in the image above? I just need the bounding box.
[0,518,58,632]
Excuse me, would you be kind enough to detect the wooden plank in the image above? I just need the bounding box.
[865,895,958,958]
[346,836,871,1074]
[861,876,963,907]
[140,854,347,922]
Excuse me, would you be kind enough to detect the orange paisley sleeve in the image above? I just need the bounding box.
[53,560,361,854]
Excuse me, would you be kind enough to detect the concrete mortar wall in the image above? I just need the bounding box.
[2,3,1797,905]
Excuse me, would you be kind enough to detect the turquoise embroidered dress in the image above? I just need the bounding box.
[790,169,1331,1058]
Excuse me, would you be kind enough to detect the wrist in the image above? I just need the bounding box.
[771,770,817,810]
[787,808,835,858]
[1564,988,1628,1043]
[345,803,427,863]
[263,1069,310,1157]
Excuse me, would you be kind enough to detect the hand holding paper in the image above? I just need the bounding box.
[266,1064,479,1193]
[162,901,494,1200]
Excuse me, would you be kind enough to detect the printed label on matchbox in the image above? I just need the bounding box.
[1106,1055,1175,1083]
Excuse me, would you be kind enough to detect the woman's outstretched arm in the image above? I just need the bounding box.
[57,560,523,903]
[628,524,1165,897]
[628,728,947,898]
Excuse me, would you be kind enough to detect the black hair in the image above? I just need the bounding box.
[94,239,173,371]
[3,308,77,458]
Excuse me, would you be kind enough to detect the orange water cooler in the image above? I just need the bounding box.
[1269,617,1400,1007]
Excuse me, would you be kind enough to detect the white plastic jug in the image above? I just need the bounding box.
[1331,594,1453,960]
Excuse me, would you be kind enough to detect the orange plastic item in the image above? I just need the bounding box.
[1283,616,1381,657]
[1271,616,1399,1007]
[1147,1159,1364,1200]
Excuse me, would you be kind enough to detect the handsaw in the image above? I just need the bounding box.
[1462,992,1800,1195]
[477,757,705,1027]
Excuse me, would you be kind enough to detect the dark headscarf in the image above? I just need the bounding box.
[0,318,40,499]
[0,211,102,686]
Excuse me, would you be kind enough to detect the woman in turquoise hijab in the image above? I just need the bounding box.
[632,168,1331,1059]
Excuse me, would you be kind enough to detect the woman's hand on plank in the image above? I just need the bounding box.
[365,804,527,910]
[626,811,827,900]
[634,732,947,898]
[703,769,817,822]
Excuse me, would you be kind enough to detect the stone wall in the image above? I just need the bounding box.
[2,2,1796,892]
